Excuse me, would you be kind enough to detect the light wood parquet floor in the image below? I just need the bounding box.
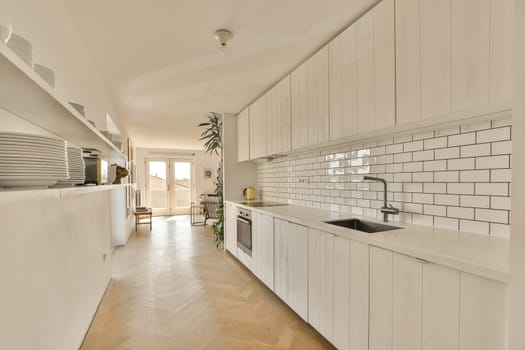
[81,216,334,350]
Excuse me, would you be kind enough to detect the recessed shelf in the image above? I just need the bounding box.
[0,42,127,160]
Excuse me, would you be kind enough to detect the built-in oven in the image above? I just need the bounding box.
[237,208,252,256]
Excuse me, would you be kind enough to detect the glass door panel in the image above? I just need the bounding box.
[172,160,193,214]
[147,160,169,214]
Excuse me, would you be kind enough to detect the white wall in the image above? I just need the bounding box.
[0,0,129,139]
[136,148,219,207]
[222,113,257,201]
[510,1,525,349]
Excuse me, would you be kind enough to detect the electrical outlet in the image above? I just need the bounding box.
[298,177,311,184]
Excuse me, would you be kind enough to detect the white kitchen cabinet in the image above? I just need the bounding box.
[237,108,250,162]
[291,46,329,149]
[420,0,452,119]
[274,219,308,320]
[392,253,423,350]
[490,0,514,104]
[249,94,268,159]
[267,76,291,156]
[459,272,508,350]
[224,202,237,257]
[355,0,395,135]
[356,9,375,134]
[329,25,357,140]
[369,246,393,350]
[451,0,490,112]
[373,0,395,130]
[332,237,370,350]
[422,263,460,350]
[252,212,274,290]
[395,0,421,125]
[308,228,334,341]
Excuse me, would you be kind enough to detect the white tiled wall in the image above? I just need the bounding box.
[257,117,512,237]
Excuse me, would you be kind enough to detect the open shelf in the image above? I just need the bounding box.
[0,42,127,160]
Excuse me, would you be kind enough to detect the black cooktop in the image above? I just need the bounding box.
[239,201,288,207]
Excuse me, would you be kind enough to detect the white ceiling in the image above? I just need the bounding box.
[62,0,377,149]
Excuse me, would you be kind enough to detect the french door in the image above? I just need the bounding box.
[146,158,195,215]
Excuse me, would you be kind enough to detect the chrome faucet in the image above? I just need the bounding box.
[363,176,400,222]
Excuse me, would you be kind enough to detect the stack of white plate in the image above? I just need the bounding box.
[54,143,85,187]
[0,132,68,189]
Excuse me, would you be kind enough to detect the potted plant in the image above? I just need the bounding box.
[198,112,224,248]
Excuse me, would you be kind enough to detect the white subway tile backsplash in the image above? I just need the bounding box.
[476,155,510,170]
[477,127,511,143]
[424,137,448,150]
[448,132,476,147]
[475,183,509,196]
[475,209,509,224]
[258,119,512,236]
[448,158,475,170]
[435,147,459,160]
[461,144,491,158]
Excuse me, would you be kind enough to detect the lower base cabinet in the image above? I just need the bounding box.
[274,219,308,320]
[369,246,508,350]
[309,229,370,350]
[224,202,237,257]
[253,212,274,289]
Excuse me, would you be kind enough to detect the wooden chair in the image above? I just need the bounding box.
[202,200,219,226]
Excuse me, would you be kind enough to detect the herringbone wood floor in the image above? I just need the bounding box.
[81,216,334,350]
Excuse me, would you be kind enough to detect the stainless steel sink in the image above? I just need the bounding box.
[324,218,401,233]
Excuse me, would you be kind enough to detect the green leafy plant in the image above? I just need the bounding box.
[198,112,224,248]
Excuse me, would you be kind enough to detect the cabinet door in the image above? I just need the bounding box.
[459,272,508,350]
[288,222,308,320]
[291,64,308,150]
[451,0,490,112]
[329,25,357,141]
[392,253,423,350]
[308,228,334,342]
[490,0,514,104]
[237,108,250,162]
[349,241,369,350]
[224,203,237,257]
[267,77,291,155]
[291,47,329,149]
[421,263,460,350]
[307,47,330,147]
[254,213,274,290]
[356,10,375,133]
[333,236,351,349]
[273,219,287,300]
[249,94,267,159]
[395,0,421,125]
[420,0,452,119]
[373,0,395,130]
[369,246,393,350]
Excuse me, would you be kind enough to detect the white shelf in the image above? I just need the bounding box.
[0,42,127,160]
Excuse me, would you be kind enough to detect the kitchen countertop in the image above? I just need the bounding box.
[226,200,510,283]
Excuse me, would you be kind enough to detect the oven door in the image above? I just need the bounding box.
[237,216,252,256]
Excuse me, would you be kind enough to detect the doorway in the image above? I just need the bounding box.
[146,158,195,215]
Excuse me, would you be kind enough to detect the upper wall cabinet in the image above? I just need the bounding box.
[237,108,250,162]
[267,76,292,155]
[291,46,330,150]
[249,93,268,159]
[329,0,395,140]
[396,0,514,125]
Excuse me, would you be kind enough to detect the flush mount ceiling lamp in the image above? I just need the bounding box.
[214,29,233,48]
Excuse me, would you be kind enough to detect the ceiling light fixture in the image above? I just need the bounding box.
[214,29,233,48]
